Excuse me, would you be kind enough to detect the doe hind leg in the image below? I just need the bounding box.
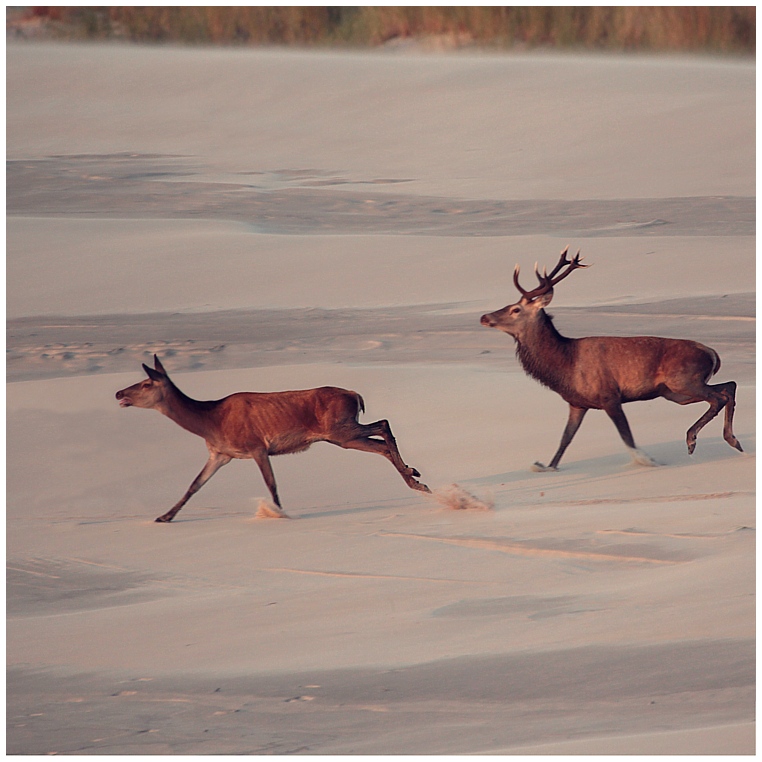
[333,419,430,493]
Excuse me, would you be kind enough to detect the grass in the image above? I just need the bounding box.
[10,6,756,54]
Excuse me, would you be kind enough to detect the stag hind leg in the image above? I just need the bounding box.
[664,380,743,455]
[331,418,430,493]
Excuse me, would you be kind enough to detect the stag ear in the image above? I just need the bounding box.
[142,364,165,382]
[153,354,168,375]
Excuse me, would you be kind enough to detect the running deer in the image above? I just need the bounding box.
[115,356,429,522]
[480,247,742,471]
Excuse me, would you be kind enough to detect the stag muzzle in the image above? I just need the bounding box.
[480,313,498,327]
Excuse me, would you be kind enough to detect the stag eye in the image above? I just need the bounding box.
[509,307,521,316]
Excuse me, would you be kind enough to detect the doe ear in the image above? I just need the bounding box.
[142,364,165,382]
[153,354,168,375]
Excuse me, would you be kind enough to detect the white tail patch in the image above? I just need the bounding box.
[430,484,493,512]
[255,500,290,519]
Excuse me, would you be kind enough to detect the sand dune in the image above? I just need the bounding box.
[6,43,754,754]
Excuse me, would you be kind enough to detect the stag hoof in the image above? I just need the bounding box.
[411,480,431,493]
[155,514,174,523]
[726,437,744,452]
[530,462,557,473]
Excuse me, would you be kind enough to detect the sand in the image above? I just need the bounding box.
[6,43,755,754]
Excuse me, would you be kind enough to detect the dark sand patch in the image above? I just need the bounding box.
[7,638,753,754]
[432,594,600,618]
[7,558,169,617]
[7,155,754,237]
[7,295,755,383]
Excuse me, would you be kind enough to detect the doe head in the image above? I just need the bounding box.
[115,354,170,409]
[480,246,588,337]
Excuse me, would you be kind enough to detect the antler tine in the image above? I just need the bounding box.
[513,263,528,296]
[547,247,589,287]
[514,260,553,301]
[544,245,571,281]
[514,248,588,301]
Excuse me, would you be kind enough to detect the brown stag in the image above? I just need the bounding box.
[116,356,429,522]
[480,247,742,471]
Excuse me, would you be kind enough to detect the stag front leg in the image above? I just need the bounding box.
[604,402,658,467]
[531,405,587,472]
[156,450,232,522]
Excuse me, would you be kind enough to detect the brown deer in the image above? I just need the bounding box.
[115,355,430,522]
[480,247,742,471]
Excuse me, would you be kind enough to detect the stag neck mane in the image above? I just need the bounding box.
[514,309,577,395]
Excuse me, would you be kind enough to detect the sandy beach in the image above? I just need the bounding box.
[6,43,755,754]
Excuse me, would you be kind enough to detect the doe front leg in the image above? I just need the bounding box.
[252,450,283,509]
[155,450,232,523]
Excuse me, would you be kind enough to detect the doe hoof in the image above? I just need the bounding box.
[530,462,557,473]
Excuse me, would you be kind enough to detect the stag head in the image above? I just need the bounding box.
[480,247,588,338]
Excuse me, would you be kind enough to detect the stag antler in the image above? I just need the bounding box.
[514,247,588,301]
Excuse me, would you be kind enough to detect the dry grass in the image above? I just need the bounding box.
[430,484,494,512]
[10,7,755,54]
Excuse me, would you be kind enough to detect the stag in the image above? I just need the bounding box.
[116,356,429,522]
[480,247,742,471]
